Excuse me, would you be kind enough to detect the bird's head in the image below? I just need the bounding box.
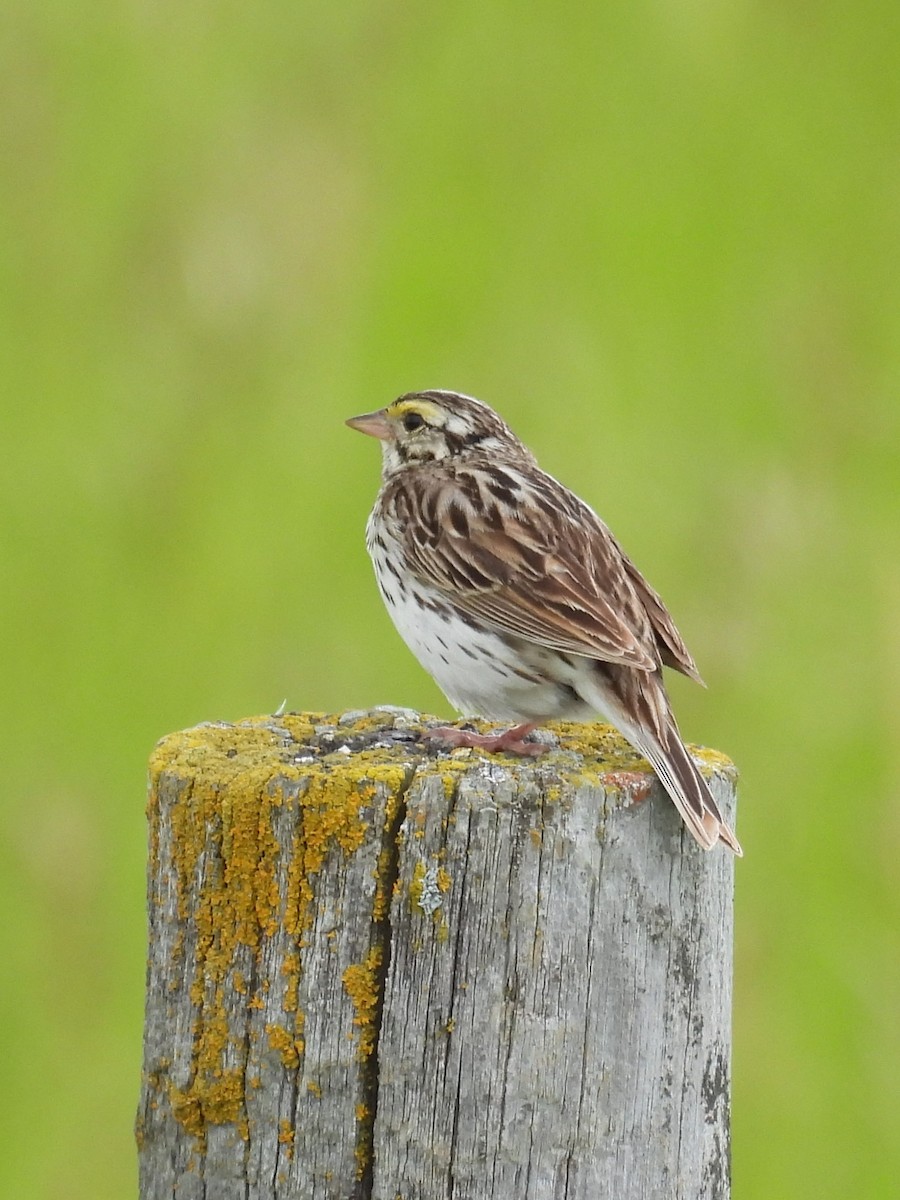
[346,390,531,474]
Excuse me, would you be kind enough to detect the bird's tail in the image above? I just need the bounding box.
[638,727,742,855]
[585,666,742,855]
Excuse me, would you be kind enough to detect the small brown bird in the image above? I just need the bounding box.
[347,390,741,854]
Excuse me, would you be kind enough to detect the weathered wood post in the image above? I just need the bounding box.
[137,708,736,1200]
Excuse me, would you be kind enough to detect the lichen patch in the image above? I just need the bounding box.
[143,708,735,1155]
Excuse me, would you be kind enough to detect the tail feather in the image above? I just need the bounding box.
[640,732,743,856]
[582,664,742,855]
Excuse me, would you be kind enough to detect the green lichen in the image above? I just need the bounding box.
[409,860,451,916]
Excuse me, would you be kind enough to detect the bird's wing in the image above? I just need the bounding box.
[388,463,662,670]
[617,546,704,684]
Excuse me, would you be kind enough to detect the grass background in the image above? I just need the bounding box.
[1,2,898,1196]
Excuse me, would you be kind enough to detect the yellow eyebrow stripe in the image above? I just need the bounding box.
[388,399,443,422]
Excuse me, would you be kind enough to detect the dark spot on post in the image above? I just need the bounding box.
[702,1049,730,1122]
[701,1048,732,1196]
[672,939,695,992]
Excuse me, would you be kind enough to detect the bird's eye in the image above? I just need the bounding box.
[402,412,426,432]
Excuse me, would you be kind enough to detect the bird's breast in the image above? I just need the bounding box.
[365,513,594,723]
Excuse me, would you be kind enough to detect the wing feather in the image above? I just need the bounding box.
[385,463,668,671]
[618,549,704,683]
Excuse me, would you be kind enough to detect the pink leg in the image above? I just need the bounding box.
[427,722,547,757]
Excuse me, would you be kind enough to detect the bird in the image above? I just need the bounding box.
[346,390,741,855]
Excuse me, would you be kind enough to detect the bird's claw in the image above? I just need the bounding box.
[427,724,548,757]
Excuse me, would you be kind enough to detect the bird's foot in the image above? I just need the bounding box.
[427,722,548,757]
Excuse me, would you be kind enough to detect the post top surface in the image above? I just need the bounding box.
[150,708,736,801]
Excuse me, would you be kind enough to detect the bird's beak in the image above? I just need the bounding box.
[346,409,393,440]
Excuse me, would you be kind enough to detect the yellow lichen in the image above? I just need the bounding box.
[169,1067,245,1141]
[148,714,411,1145]
[355,1147,369,1180]
[342,946,383,1061]
[372,846,394,921]
[689,743,740,780]
[146,710,735,1151]
[266,1023,304,1069]
[409,860,426,912]
[354,1103,375,1180]
[283,781,359,937]
[438,757,476,797]
[282,952,301,1014]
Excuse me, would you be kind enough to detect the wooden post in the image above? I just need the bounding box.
[137,708,736,1200]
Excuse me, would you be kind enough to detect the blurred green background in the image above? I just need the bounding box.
[2,2,898,1196]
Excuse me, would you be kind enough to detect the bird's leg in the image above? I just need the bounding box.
[427,721,547,757]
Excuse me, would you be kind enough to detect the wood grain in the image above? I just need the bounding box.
[137,709,736,1200]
